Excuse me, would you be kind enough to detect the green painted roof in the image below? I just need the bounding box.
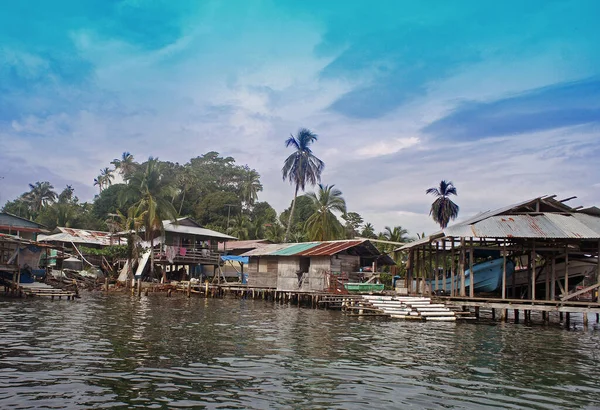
[270,242,320,256]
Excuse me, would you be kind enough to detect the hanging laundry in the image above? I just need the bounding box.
[179,247,187,256]
[166,246,177,263]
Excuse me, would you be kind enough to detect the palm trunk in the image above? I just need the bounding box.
[284,185,300,243]
[178,190,186,215]
[150,235,155,282]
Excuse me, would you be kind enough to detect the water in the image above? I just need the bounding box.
[1,294,599,409]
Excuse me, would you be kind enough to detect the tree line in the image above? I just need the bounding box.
[2,128,460,254]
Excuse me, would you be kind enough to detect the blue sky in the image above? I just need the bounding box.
[1,0,599,235]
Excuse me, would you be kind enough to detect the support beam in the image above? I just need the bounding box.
[551,255,556,301]
[531,242,536,301]
[450,240,456,297]
[502,241,507,300]
[469,237,474,298]
[564,248,569,299]
[460,237,466,297]
[442,239,447,295]
[434,242,439,294]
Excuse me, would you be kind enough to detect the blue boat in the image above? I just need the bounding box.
[429,258,515,293]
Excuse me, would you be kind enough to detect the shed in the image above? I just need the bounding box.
[0,213,48,240]
[240,239,395,292]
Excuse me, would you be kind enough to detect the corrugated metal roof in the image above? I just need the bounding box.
[443,214,600,239]
[299,240,364,256]
[241,239,378,257]
[162,219,236,240]
[271,242,320,255]
[39,227,114,246]
[218,239,271,251]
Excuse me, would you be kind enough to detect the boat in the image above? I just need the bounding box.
[344,283,385,292]
[512,256,597,288]
[428,258,515,294]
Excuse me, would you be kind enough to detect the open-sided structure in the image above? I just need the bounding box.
[396,195,600,306]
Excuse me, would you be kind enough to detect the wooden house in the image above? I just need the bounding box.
[0,212,48,240]
[240,239,395,292]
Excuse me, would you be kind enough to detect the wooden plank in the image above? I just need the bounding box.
[561,282,600,301]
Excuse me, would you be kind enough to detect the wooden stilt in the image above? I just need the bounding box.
[459,238,466,297]
[450,240,456,297]
[514,309,519,323]
[502,242,507,300]
[469,238,474,298]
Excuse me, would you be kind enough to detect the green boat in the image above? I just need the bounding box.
[344,283,385,292]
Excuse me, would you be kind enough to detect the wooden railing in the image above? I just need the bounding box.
[154,244,221,265]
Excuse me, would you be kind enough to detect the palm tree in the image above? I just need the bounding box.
[282,128,324,242]
[228,214,250,240]
[265,222,285,243]
[125,157,178,282]
[107,206,146,283]
[361,223,377,239]
[426,180,459,229]
[23,181,57,213]
[241,167,262,209]
[100,168,114,187]
[305,184,347,241]
[94,176,105,193]
[111,152,137,179]
[383,226,410,243]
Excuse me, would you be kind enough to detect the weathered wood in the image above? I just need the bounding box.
[469,237,474,298]
[551,255,556,301]
[531,243,536,300]
[564,249,569,298]
[460,238,466,297]
[502,242,507,300]
[450,240,455,297]
[434,242,440,294]
[561,282,600,301]
[442,239,447,294]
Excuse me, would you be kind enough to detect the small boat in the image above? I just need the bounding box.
[429,258,515,293]
[344,283,385,292]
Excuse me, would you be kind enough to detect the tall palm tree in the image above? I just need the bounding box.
[383,226,410,243]
[282,128,324,242]
[305,184,346,241]
[23,181,57,213]
[426,180,459,229]
[107,206,146,283]
[228,214,250,240]
[265,222,285,243]
[94,176,105,193]
[125,158,178,282]
[241,167,262,209]
[111,152,137,180]
[100,168,114,187]
[360,223,377,239]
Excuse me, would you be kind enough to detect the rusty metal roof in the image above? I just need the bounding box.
[39,227,115,246]
[218,239,271,252]
[241,239,380,257]
[444,213,600,239]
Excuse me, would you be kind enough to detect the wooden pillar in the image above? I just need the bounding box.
[434,242,440,294]
[450,240,456,297]
[531,242,536,301]
[428,243,433,296]
[564,247,569,299]
[407,249,414,293]
[514,309,519,323]
[597,240,600,302]
[583,312,589,328]
[491,308,495,320]
[545,255,550,301]
[442,239,447,294]
[468,238,474,298]
[459,238,466,297]
[551,255,556,301]
[502,241,507,300]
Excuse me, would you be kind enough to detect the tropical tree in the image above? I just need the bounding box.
[265,222,285,243]
[360,222,377,239]
[107,206,146,283]
[228,214,250,240]
[426,180,459,229]
[382,226,410,243]
[23,181,57,214]
[305,184,347,241]
[281,128,324,242]
[124,157,178,282]
[342,212,364,238]
[100,168,114,188]
[111,152,137,179]
[240,166,262,209]
[94,176,105,193]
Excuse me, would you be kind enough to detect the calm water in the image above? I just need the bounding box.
[1,294,599,409]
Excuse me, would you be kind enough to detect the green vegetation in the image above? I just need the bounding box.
[2,129,422,255]
[426,180,459,229]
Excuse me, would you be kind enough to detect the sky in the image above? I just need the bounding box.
[1,0,599,236]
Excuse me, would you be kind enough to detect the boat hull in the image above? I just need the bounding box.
[428,258,515,293]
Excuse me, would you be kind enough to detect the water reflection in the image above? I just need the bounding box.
[0,294,598,409]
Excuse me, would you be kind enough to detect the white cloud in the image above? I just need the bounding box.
[356,137,420,158]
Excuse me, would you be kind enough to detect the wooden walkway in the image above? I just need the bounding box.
[2,280,77,299]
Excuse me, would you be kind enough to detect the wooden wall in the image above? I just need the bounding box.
[247,256,278,288]
[330,254,360,274]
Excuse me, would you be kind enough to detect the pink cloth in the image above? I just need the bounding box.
[179,247,187,256]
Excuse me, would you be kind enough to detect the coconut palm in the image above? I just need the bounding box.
[124,157,178,282]
[265,222,285,243]
[305,184,346,241]
[282,128,324,242]
[93,176,105,193]
[111,152,137,180]
[100,168,114,187]
[23,181,57,213]
[426,180,459,229]
[360,223,377,239]
[107,206,146,283]
[228,214,250,240]
[383,226,410,243]
[241,166,262,209]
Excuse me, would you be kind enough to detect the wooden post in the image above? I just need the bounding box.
[551,255,556,301]
[434,242,440,294]
[105,277,109,292]
[450,240,455,297]
[428,243,433,296]
[460,238,466,297]
[502,241,507,300]
[514,309,519,323]
[597,240,600,302]
[442,239,447,294]
[187,280,191,298]
[469,238,474,298]
[564,247,569,299]
[407,249,414,293]
[545,254,550,301]
[531,242,536,301]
